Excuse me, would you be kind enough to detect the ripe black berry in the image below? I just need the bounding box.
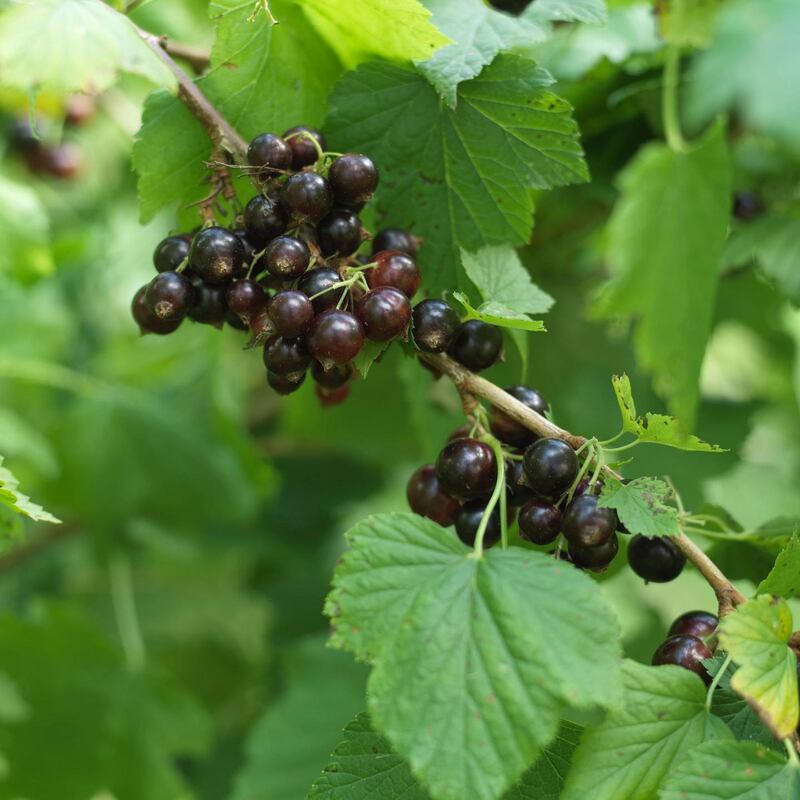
[449,320,503,372]
[366,250,420,298]
[574,477,604,498]
[263,336,312,377]
[247,133,293,173]
[522,438,579,499]
[265,235,310,279]
[518,498,561,545]
[145,271,194,320]
[226,309,249,331]
[489,385,548,447]
[189,281,227,326]
[153,235,191,273]
[297,267,345,313]
[226,279,267,322]
[407,465,461,527]
[505,458,536,507]
[267,369,306,395]
[628,534,686,582]
[268,290,314,338]
[732,191,764,221]
[652,635,712,683]
[435,438,497,500]
[411,299,460,353]
[569,534,619,570]
[244,194,287,246]
[190,226,245,285]
[329,154,379,206]
[317,384,350,406]
[308,309,364,365]
[282,126,326,169]
[311,360,352,389]
[355,287,411,341]
[233,228,260,276]
[668,611,719,640]
[373,228,417,257]
[562,495,617,548]
[132,286,182,335]
[317,210,362,256]
[455,501,501,548]
[281,172,333,223]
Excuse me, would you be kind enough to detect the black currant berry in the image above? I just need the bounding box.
[267,369,306,395]
[668,610,719,640]
[407,465,461,527]
[308,309,364,365]
[455,501,501,547]
[43,144,82,179]
[328,154,379,206]
[522,438,579,499]
[435,438,497,500]
[366,250,420,298]
[373,228,417,257]
[568,533,619,570]
[488,0,529,13]
[153,235,191,273]
[489,385,548,447]
[628,534,686,583]
[247,133,293,173]
[411,299,460,353]
[562,495,618,548]
[281,172,333,223]
[574,477,604,498]
[505,458,536,507]
[282,126,326,169]
[190,227,245,285]
[732,191,764,221]
[145,271,194,320]
[263,336,311,377]
[233,228,260,276]
[518,498,561,545]
[227,279,267,323]
[311,360,352,389]
[189,281,227,326]
[244,194,287,246]
[297,267,345,313]
[355,287,411,342]
[265,237,310,280]
[267,290,314,338]
[132,286,182,335]
[652,635,712,683]
[449,320,503,372]
[317,210,362,256]
[226,309,249,331]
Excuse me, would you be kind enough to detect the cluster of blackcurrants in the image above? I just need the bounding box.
[652,610,718,683]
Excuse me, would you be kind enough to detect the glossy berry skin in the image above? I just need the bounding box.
[628,534,686,583]
[297,267,345,313]
[226,279,267,322]
[518,498,561,545]
[373,228,417,257]
[281,172,333,223]
[669,611,719,640]
[145,271,194,321]
[263,336,312,377]
[267,369,306,395]
[652,635,712,684]
[355,287,411,341]
[366,250,420,298]
[562,495,618,548]
[505,459,536,507]
[244,195,287,246]
[190,227,245,285]
[311,360,352,389]
[435,438,497,500]
[522,438,579,499]
[449,320,503,372]
[308,309,364,365]
[153,235,191,273]
[268,290,314,338]
[329,154,379,206]
[490,385,548,447]
[265,236,310,279]
[189,281,227,326]
[411,299,460,354]
[247,133,293,173]
[569,533,619,570]
[226,309,249,331]
[132,286,181,335]
[455,501,501,548]
[233,229,260,276]
[407,465,461,527]
[282,126,326,169]
[317,210,362,256]
[574,477,604,498]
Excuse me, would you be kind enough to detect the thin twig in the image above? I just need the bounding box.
[160,39,211,74]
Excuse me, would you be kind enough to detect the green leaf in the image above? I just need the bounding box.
[453,292,546,332]
[309,712,583,800]
[0,176,53,283]
[610,374,725,452]
[758,533,800,599]
[656,0,725,47]
[0,0,173,96]
[0,456,59,525]
[661,740,800,799]
[325,513,622,800]
[353,340,392,379]
[718,596,800,739]
[598,476,680,537]
[562,660,732,800]
[524,0,607,24]
[417,0,547,107]
[326,55,588,292]
[595,125,731,428]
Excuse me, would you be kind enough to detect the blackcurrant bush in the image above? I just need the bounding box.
[282,125,326,169]
[568,533,619,570]
[226,279,267,322]
[281,172,333,223]
[145,271,194,321]
[297,267,345,313]
[668,610,719,640]
[449,320,503,372]
[244,194,287,246]
[435,438,497,500]
[247,133,293,173]
[311,360,352,389]
[732,191,764,221]
[561,495,618,548]
[328,154,379,206]
[264,236,311,279]
[628,534,686,583]
[455,501,501,547]
[522,438,579,499]
[518,498,561,545]
[268,290,314,338]
[652,635,712,683]
[505,458,536,507]
[366,250,420,298]
[188,281,227,326]
[132,286,182,335]
[308,309,365,365]
[372,228,417,257]
[317,210,362,256]
[489,385,548,447]
[407,465,461,527]
[267,369,306,395]
[355,287,411,341]
[411,299,460,353]
[153,235,191,273]
[263,336,312,377]
[190,226,245,285]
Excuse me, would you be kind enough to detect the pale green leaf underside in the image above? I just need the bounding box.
[0,456,60,525]
[658,0,725,47]
[523,0,607,25]
[598,477,680,538]
[453,292,546,332]
[758,532,800,599]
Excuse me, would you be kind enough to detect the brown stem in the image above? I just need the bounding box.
[160,39,211,75]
